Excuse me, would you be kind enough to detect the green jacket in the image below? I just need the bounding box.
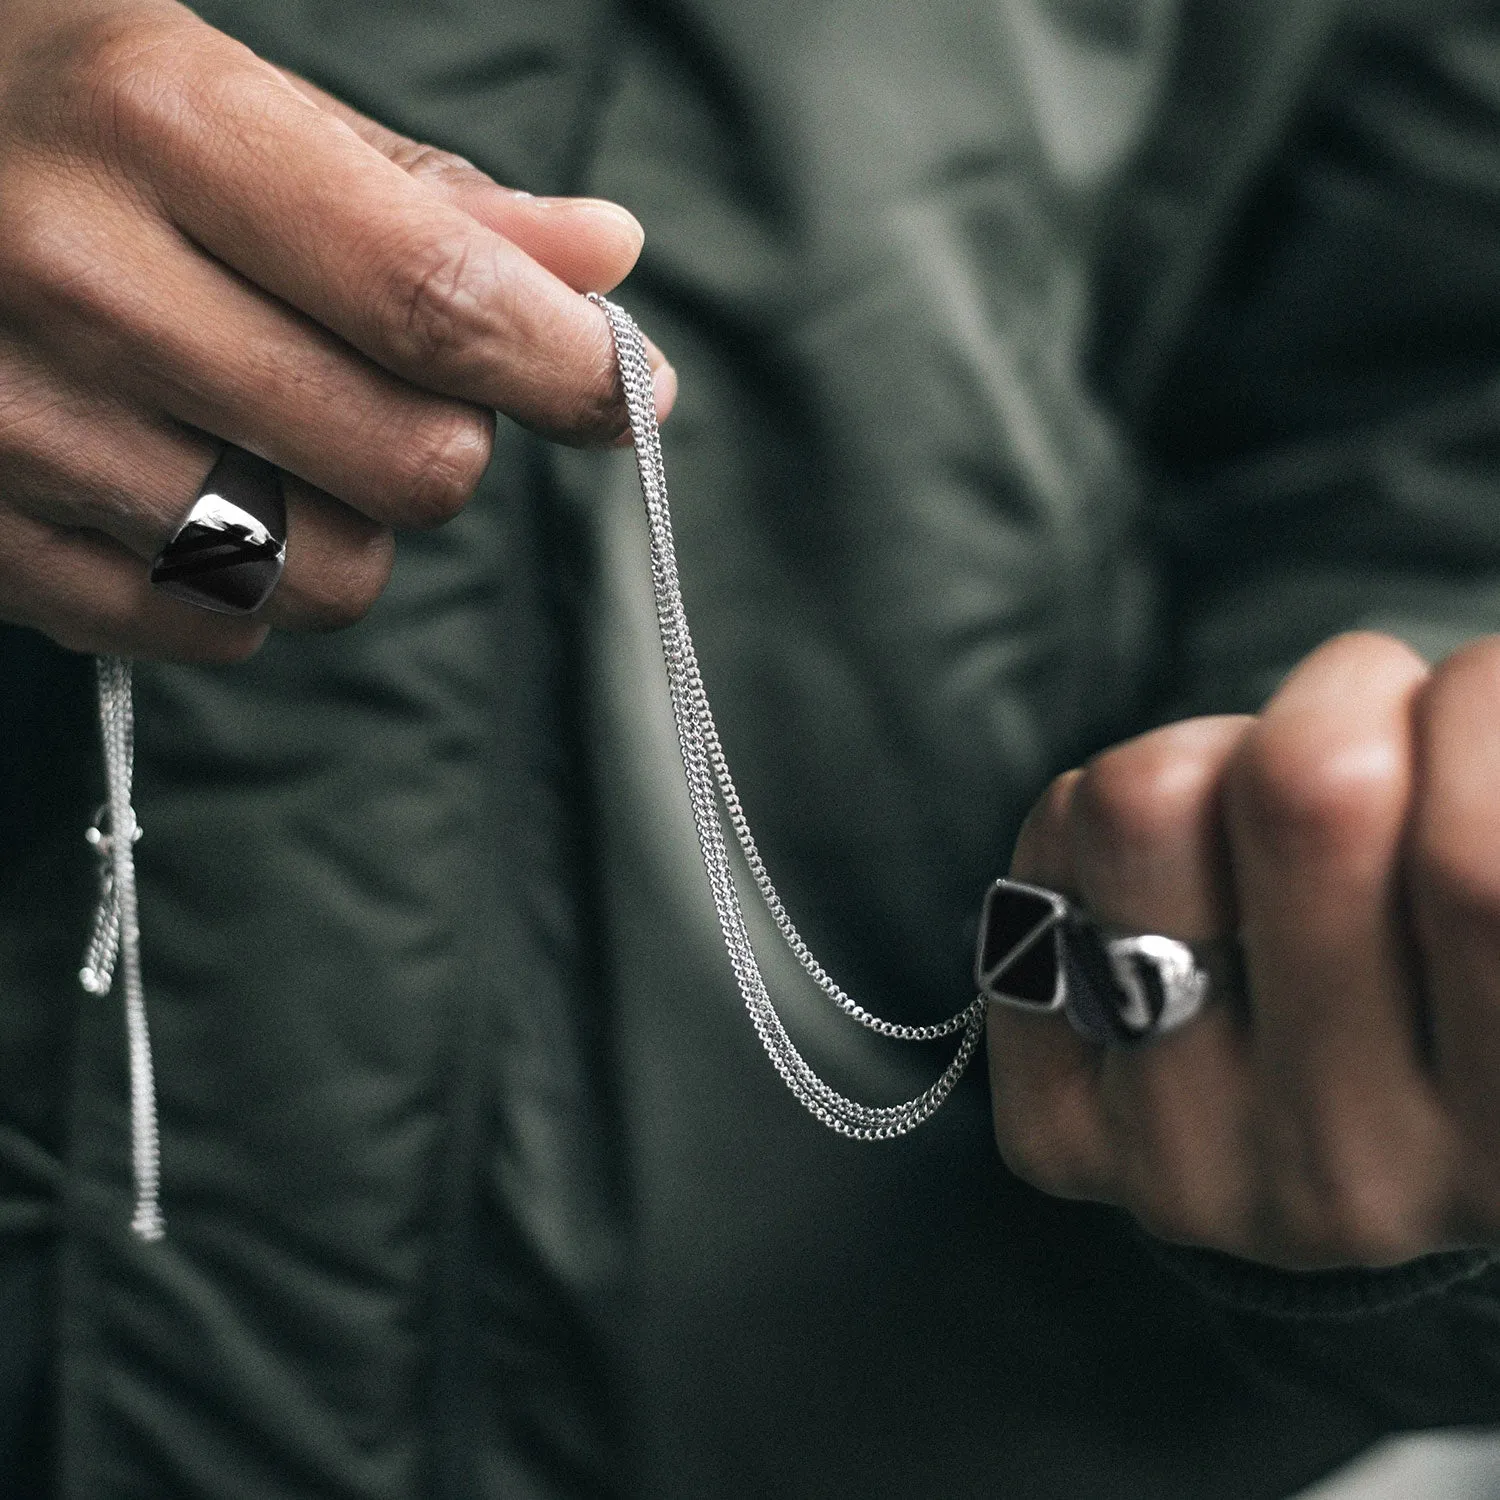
[5,0,1500,1494]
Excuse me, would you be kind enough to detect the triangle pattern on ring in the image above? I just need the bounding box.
[976,882,1067,1010]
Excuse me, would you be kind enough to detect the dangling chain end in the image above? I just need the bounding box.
[89,655,166,1243]
[131,1207,165,1243]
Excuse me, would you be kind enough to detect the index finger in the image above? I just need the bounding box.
[88,16,651,443]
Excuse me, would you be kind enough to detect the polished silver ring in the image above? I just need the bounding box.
[974,877,1236,1047]
[149,445,286,615]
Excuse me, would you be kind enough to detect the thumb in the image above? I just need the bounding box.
[277,69,646,295]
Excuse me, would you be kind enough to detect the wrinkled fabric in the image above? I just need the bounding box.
[4,1,1500,1496]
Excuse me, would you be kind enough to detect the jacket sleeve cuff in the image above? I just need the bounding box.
[1136,1231,1500,1321]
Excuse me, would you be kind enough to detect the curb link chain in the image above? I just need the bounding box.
[589,294,985,1139]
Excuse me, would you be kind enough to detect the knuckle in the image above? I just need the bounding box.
[379,233,498,372]
[1229,717,1402,859]
[93,50,181,154]
[393,406,494,528]
[544,313,628,445]
[0,187,119,333]
[1077,731,1217,856]
[388,141,478,186]
[0,364,64,463]
[281,530,395,632]
[55,13,198,155]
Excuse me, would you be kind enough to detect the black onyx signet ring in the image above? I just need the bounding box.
[150,445,287,615]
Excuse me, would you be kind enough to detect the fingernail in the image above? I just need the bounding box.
[534,196,645,255]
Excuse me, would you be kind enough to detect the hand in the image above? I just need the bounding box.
[988,630,1500,1270]
[0,0,674,660]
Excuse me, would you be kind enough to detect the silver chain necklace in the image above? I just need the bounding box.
[589,294,985,1139]
[85,296,985,1239]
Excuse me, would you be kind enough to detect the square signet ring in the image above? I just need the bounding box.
[974,877,1229,1048]
[149,445,287,615]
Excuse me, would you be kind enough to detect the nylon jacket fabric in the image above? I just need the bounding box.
[4,1,1500,1496]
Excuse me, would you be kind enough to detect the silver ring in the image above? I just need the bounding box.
[149,445,286,615]
[974,877,1238,1047]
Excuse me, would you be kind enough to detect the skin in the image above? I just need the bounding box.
[991,630,1500,1270]
[0,0,676,660]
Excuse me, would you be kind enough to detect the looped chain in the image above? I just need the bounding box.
[83,657,164,1241]
[590,294,985,1138]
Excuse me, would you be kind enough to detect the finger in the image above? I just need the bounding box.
[0,362,394,633]
[1,193,494,532]
[0,507,267,663]
[90,23,664,442]
[987,771,1115,1201]
[1072,716,1249,940]
[1226,632,1453,1263]
[1069,716,1259,1250]
[277,70,650,297]
[1410,636,1500,1232]
[260,476,394,633]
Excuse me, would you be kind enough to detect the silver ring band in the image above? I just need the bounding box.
[974,877,1237,1047]
[149,445,286,615]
